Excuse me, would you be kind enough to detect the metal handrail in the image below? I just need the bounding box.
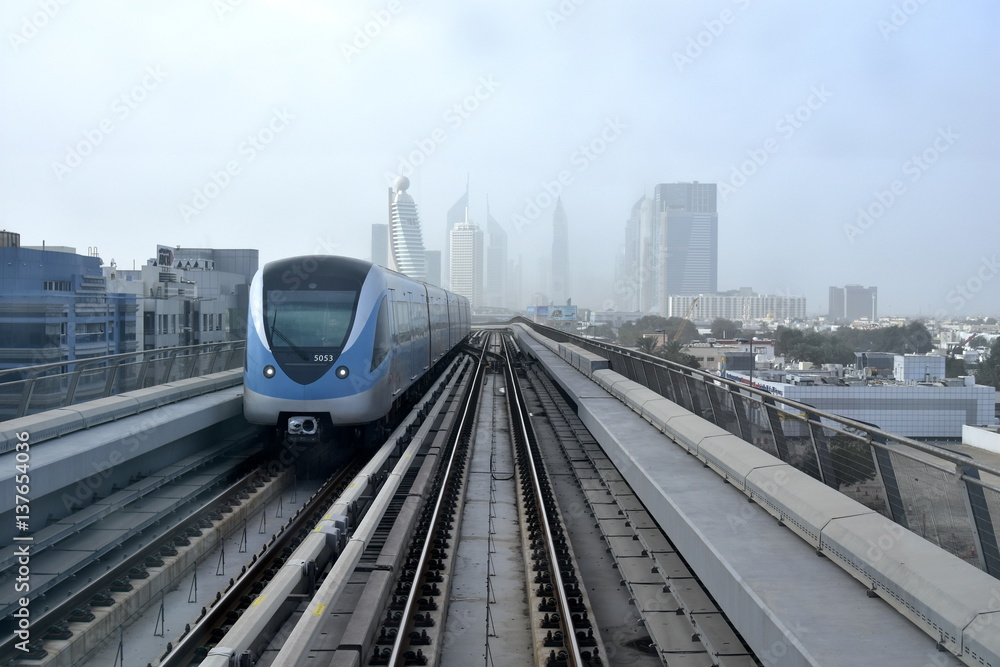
[0,340,246,421]
[517,318,1000,477]
[514,318,1000,578]
[0,340,243,382]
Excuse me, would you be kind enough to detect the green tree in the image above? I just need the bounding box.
[590,323,616,340]
[832,321,933,355]
[776,322,936,367]
[656,340,701,369]
[945,356,967,378]
[619,316,701,347]
[975,338,1000,390]
[710,317,743,339]
[635,336,659,354]
[966,335,989,348]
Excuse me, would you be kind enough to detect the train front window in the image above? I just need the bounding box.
[265,290,357,351]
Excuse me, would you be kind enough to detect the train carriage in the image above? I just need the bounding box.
[243,255,470,441]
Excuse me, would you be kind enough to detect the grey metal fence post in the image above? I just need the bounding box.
[869,436,909,529]
[728,386,749,442]
[653,366,672,402]
[703,382,723,432]
[207,346,222,374]
[64,365,82,407]
[670,369,690,412]
[137,352,152,388]
[804,410,837,489]
[634,356,651,389]
[683,372,704,420]
[103,359,122,398]
[163,349,178,382]
[957,462,1000,577]
[763,396,790,462]
[16,378,35,419]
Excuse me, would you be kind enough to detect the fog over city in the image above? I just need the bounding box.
[1,0,997,316]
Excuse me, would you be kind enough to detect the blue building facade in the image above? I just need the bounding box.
[654,182,718,303]
[0,232,137,372]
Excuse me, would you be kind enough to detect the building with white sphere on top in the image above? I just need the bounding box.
[387,176,427,281]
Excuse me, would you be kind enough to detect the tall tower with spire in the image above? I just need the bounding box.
[388,176,427,280]
[550,197,569,304]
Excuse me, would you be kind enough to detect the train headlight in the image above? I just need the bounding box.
[335,365,350,379]
[263,365,276,379]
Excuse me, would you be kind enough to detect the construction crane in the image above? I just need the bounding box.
[671,296,700,343]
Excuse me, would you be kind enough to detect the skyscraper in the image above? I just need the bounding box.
[371,223,388,266]
[615,195,655,312]
[443,176,469,289]
[636,196,657,313]
[450,217,484,308]
[388,176,426,280]
[620,198,640,311]
[485,200,507,308]
[829,285,877,321]
[551,197,569,304]
[508,254,523,312]
[654,182,718,311]
[425,250,441,287]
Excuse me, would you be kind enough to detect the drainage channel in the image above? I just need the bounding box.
[0,426,267,666]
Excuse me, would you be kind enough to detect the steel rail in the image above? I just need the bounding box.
[501,333,585,666]
[385,338,488,665]
[197,356,469,667]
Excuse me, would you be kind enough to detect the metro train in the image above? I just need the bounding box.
[243,255,471,442]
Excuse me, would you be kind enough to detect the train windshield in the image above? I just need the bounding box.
[265,290,357,350]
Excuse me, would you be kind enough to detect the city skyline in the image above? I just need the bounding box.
[1,2,997,317]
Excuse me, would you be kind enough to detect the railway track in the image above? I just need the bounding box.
[518,349,759,666]
[501,333,605,665]
[194,353,478,667]
[22,329,761,667]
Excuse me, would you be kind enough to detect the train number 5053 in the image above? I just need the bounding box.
[313,354,336,362]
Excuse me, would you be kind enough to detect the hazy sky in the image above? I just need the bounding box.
[1,1,997,317]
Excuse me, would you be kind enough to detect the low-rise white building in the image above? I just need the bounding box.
[667,290,806,321]
[104,245,256,350]
[723,370,997,440]
[894,354,946,382]
[677,338,776,372]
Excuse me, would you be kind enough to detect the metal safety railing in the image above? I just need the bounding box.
[0,341,245,422]
[516,318,1000,579]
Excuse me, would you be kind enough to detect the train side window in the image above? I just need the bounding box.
[371,297,390,371]
[394,300,410,342]
[410,299,426,337]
